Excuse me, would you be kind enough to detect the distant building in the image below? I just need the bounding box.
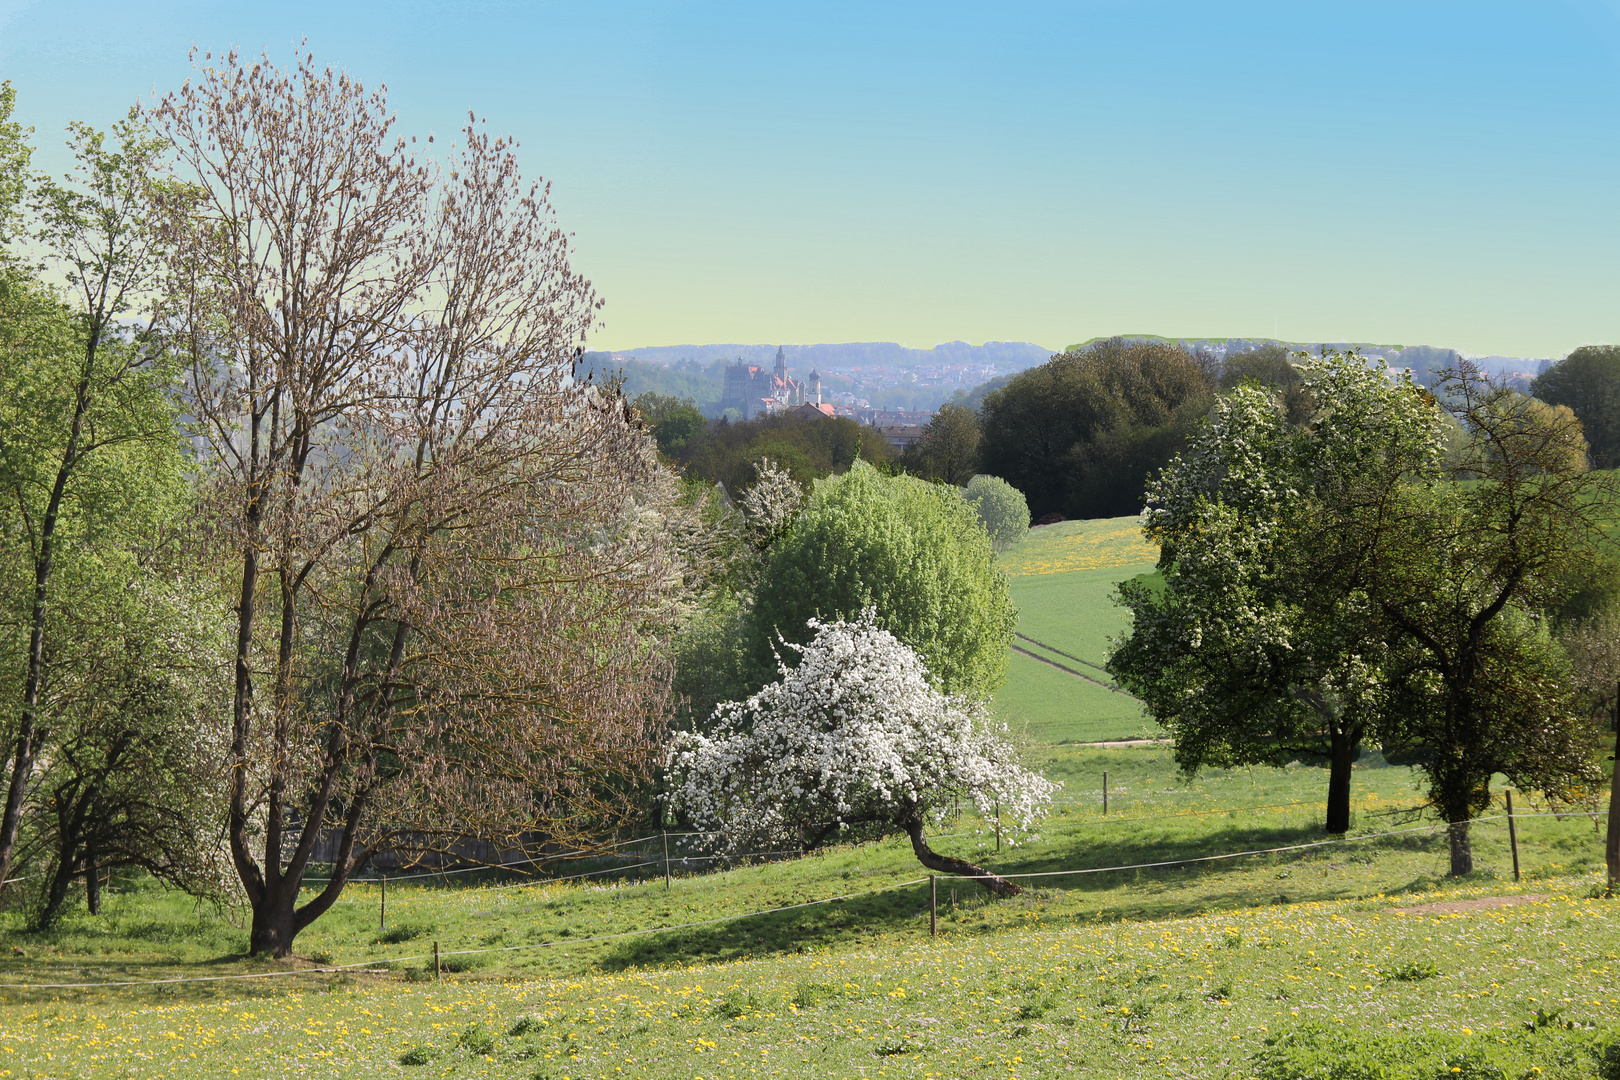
[786,402,836,421]
[876,424,928,450]
[856,408,935,428]
[721,346,811,419]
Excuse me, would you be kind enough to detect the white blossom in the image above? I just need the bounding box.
[666,610,1055,855]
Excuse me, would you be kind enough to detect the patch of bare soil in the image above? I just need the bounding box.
[1392,893,1547,915]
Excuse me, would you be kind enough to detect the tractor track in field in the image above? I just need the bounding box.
[1008,639,1142,701]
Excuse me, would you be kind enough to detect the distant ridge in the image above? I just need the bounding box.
[1060,336,1554,380]
[607,340,1054,372]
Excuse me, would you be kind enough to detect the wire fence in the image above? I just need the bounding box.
[0,812,1547,993]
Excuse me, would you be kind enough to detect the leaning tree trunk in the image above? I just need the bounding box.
[901,813,1021,897]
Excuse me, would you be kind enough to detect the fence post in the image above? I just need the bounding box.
[994,800,1001,852]
[662,832,671,891]
[433,940,441,981]
[380,872,386,933]
[1103,771,1109,815]
[929,876,937,938]
[1607,681,1620,892]
[1506,790,1521,883]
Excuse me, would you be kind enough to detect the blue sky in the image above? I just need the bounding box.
[2,0,1617,356]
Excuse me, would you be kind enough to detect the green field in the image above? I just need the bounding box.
[993,518,1162,743]
[6,516,1619,1079]
[5,742,1619,1078]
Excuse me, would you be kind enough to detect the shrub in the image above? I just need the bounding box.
[375,922,432,945]
[399,1044,434,1066]
[459,1023,497,1055]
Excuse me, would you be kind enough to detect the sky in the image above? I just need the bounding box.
[2,0,1617,358]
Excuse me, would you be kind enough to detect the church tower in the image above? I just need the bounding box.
[808,369,822,405]
[774,345,787,384]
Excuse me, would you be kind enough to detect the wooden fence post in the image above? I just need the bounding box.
[433,940,441,980]
[1103,771,1109,815]
[662,832,671,891]
[929,876,937,938]
[1506,790,1521,883]
[1607,681,1620,892]
[380,872,386,932]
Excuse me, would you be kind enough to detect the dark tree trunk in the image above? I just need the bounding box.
[1325,729,1359,835]
[37,856,78,930]
[0,333,100,898]
[85,839,100,915]
[1447,819,1473,876]
[901,813,1021,897]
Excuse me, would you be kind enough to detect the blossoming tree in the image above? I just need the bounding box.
[666,611,1054,896]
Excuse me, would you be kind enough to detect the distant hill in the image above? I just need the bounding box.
[588,341,1059,415]
[584,337,1559,420]
[1061,336,1553,384]
[607,340,1054,371]
[574,353,728,414]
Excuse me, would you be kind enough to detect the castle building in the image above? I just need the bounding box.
[720,346,811,419]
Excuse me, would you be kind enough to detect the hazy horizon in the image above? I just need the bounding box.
[4,1,1616,358]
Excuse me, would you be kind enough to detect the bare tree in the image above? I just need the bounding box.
[154,48,678,956]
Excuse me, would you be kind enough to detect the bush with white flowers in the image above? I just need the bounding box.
[666,610,1055,893]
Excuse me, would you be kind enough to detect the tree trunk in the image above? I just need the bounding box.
[1325,730,1359,835]
[35,855,78,930]
[0,339,98,898]
[901,813,1021,897]
[85,839,101,915]
[249,892,298,958]
[1447,819,1473,877]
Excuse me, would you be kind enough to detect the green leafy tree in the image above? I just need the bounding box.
[0,103,178,896]
[1220,342,1311,425]
[0,82,31,250]
[747,461,1015,701]
[1367,371,1610,875]
[25,535,231,928]
[1110,355,1441,834]
[1531,345,1620,469]
[964,474,1029,553]
[978,339,1215,520]
[677,411,891,492]
[900,403,981,485]
[1114,356,1610,869]
[633,392,706,459]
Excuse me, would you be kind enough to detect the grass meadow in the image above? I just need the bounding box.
[5,517,1620,1078]
[996,516,1161,743]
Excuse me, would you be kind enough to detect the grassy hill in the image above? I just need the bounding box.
[993,517,1161,743]
[6,516,1619,1079]
[3,742,1615,1077]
